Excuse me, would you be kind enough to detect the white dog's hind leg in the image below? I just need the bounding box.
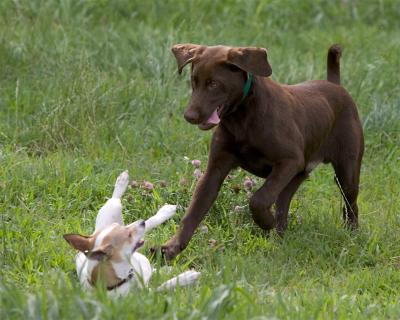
[145,204,177,233]
[156,270,201,292]
[112,170,130,199]
[95,171,129,231]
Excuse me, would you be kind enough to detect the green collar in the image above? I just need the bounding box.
[242,73,253,101]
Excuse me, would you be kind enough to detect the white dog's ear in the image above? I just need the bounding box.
[63,234,94,252]
[87,244,113,261]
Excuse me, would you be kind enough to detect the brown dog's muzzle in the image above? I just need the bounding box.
[184,108,200,124]
[184,106,219,130]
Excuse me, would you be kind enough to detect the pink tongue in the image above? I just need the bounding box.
[207,109,220,125]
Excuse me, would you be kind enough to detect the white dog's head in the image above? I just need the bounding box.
[64,220,146,287]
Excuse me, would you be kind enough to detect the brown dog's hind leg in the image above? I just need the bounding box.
[249,193,276,231]
[332,158,362,230]
[249,160,303,231]
[275,172,309,235]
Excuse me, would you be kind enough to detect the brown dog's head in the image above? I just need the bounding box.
[172,44,272,130]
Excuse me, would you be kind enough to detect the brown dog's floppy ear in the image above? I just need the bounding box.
[87,244,113,261]
[63,234,94,253]
[171,44,205,74]
[227,47,272,77]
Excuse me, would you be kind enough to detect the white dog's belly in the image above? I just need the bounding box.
[130,252,153,287]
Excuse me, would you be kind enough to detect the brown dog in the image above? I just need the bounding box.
[162,44,364,260]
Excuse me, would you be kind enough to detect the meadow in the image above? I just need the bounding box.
[1,0,400,318]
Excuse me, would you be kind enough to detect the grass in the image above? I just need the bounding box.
[1,0,400,318]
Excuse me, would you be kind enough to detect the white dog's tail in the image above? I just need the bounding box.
[156,270,201,292]
[145,204,177,233]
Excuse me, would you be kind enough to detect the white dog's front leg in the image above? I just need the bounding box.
[145,204,177,233]
[95,171,129,231]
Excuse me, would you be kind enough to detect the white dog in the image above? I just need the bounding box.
[64,171,200,296]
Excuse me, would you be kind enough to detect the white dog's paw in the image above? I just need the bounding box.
[112,170,129,198]
[144,204,177,233]
[156,204,177,220]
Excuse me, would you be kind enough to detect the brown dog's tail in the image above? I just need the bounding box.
[327,44,342,85]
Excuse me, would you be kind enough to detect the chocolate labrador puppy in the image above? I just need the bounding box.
[162,44,364,260]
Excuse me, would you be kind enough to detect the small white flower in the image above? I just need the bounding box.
[199,225,209,233]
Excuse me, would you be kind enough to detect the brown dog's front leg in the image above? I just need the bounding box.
[162,150,236,260]
[250,160,303,231]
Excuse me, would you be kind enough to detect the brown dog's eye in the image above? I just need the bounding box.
[206,80,219,89]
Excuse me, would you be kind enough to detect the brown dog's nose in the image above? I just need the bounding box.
[184,109,199,124]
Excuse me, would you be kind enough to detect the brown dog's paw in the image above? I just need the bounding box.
[275,220,288,237]
[148,246,161,261]
[161,239,183,261]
